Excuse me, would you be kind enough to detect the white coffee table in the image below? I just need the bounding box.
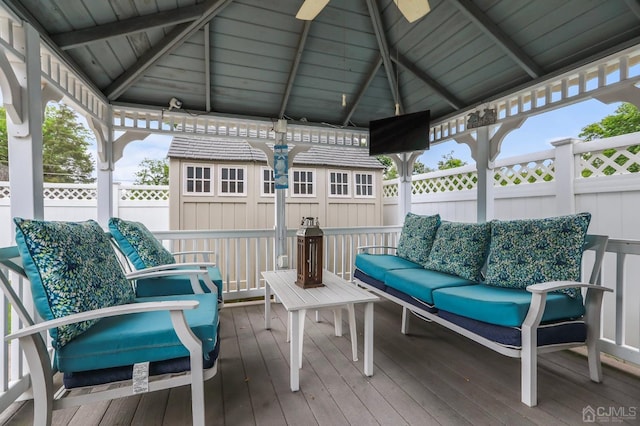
[262,269,378,391]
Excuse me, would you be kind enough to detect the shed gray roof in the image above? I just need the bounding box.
[168,136,385,169]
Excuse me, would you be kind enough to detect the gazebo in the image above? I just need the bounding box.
[0,0,639,424]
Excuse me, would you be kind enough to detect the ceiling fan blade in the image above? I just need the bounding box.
[296,0,331,20]
[394,0,430,23]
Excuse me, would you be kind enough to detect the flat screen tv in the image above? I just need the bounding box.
[368,110,430,156]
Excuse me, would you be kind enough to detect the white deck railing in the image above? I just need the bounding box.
[0,227,638,413]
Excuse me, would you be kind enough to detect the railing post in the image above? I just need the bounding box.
[550,137,578,215]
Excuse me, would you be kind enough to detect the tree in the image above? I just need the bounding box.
[437,151,467,170]
[578,103,640,176]
[0,104,95,183]
[578,103,640,141]
[135,158,169,185]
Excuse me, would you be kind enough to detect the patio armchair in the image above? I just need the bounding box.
[1,219,220,426]
[108,217,224,305]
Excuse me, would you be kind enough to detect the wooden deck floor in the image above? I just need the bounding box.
[2,300,640,426]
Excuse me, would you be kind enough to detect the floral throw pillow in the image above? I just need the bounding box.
[109,217,176,270]
[396,213,441,265]
[14,218,135,348]
[484,213,591,297]
[423,221,491,281]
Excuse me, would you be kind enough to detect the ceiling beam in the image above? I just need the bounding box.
[390,54,463,110]
[623,0,640,19]
[279,21,311,119]
[365,0,403,114]
[51,3,212,50]
[204,23,212,112]
[105,0,234,101]
[451,0,543,79]
[342,56,383,126]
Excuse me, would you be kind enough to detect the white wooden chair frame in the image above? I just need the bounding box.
[353,234,612,407]
[0,251,218,426]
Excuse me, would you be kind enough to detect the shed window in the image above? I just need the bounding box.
[262,167,275,195]
[354,172,374,197]
[219,166,246,195]
[185,165,213,195]
[329,171,350,197]
[292,169,315,196]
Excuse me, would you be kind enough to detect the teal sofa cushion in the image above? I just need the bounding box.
[485,213,591,298]
[432,285,585,327]
[355,253,422,282]
[135,265,223,300]
[13,218,135,348]
[384,268,476,305]
[108,217,175,270]
[396,213,441,265]
[55,294,219,373]
[423,221,491,281]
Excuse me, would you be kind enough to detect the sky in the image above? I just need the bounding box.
[104,98,621,183]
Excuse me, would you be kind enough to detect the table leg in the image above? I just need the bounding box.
[290,310,300,391]
[348,304,358,362]
[298,309,305,369]
[265,282,271,329]
[364,302,374,377]
[333,308,343,336]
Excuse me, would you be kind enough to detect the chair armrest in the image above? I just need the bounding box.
[172,250,216,262]
[527,281,613,294]
[357,245,398,254]
[127,262,217,278]
[125,269,209,280]
[5,300,199,342]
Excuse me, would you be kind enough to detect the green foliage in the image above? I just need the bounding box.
[437,151,467,170]
[578,103,640,177]
[134,158,169,185]
[0,104,95,183]
[578,103,640,141]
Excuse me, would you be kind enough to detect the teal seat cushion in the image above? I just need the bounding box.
[432,285,585,327]
[55,294,219,373]
[355,253,422,282]
[135,266,223,301]
[108,217,176,270]
[14,218,135,348]
[384,268,477,305]
[396,213,441,265]
[423,221,491,281]
[485,213,591,298]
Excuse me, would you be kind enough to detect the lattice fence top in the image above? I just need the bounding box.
[382,183,398,198]
[495,159,555,186]
[44,186,97,200]
[119,187,169,201]
[578,145,640,177]
[412,172,479,195]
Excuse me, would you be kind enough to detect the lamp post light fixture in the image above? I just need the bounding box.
[295,217,324,288]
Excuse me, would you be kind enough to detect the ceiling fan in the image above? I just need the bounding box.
[296,0,430,23]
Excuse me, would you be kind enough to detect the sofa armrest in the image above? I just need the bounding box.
[357,245,398,254]
[128,262,217,278]
[5,300,199,342]
[527,281,613,294]
[172,250,217,263]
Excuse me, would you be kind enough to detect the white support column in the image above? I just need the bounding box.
[390,152,422,222]
[475,126,493,223]
[90,110,115,226]
[550,138,577,215]
[7,24,44,221]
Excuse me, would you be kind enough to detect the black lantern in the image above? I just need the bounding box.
[295,217,324,288]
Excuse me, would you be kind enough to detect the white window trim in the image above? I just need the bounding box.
[218,165,247,197]
[290,168,316,198]
[183,163,214,196]
[260,166,275,197]
[354,171,376,198]
[328,169,351,198]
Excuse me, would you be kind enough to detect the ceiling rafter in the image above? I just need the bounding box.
[279,21,312,119]
[105,0,234,101]
[451,0,543,79]
[390,53,463,110]
[623,0,640,19]
[51,3,212,50]
[342,56,383,127]
[365,0,403,114]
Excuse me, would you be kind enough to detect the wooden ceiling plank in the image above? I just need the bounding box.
[342,56,383,127]
[105,0,234,101]
[451,0,543,79]
[51,3,212,50]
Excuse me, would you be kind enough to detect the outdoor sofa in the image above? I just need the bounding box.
[353,212,611,407]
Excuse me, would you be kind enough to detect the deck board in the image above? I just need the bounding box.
[2,300,640,426]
